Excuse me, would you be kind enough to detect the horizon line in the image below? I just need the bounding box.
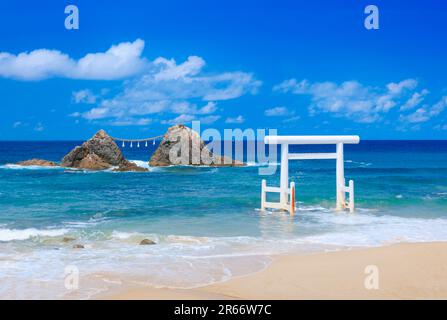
[0,139,445,142]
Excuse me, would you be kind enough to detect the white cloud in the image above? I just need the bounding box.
[399,108,429,123]
[112,66,260,104]
[161,114,195,125]
[80,100,218,121]
[13,121,22,128]
[0,39,147,80]
[2,39,260,125]
[170,101,217,115]
[72,89,97,104]
[265,106,292,117]
[201,72,261,101]
[264,106,300,123]
[283,115,301,123]
[400,96,447,123]
[78,55,260,123]
[400,89,429,111]
[34,122,44,132]
[0,50,73,81]
[273,79,309,94]
[69,112,82,117]
[225,115,245,124]
[274,78,421,123]
[196,115,221,124]
[386,79,418,95]
[72,40,147,80]
[161,114,220,125]
[153,56,205,81]
[109,118,152,126]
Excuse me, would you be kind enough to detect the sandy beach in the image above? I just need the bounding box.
[100,242,447,300]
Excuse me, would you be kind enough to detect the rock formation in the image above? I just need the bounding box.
[61,130,123,169]
[149,125,244,167]
[61,130,148,171]
[139,239,156,245]
[113,162,149,172]
[14,130,147,172]
[16,159,58,167]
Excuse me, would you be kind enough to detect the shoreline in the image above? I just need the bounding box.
[98,242,447,300]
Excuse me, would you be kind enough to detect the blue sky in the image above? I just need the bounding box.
[0,0,446,140]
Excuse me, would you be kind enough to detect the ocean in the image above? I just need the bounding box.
[0,140,447,298]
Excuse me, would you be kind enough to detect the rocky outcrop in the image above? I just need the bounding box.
[61,130,124,169]
[213,155,245,167]
[113,161,149,172]
[16,159,58,167]
[61,130,148,171]
[64,151,111,170]
[149,125,244,167]
[139,239,156,245]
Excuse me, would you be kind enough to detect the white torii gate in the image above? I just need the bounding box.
[261,135,360,214]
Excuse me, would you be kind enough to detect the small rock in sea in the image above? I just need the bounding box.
[139,239,156,245]
[113,161,149,172]
[16,159,58,167]
[73,244,85,249]
[62,237,76,243]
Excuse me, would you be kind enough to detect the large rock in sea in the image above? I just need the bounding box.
[16,159,58,167]
[149,125,244,167]
[61,130,148,171]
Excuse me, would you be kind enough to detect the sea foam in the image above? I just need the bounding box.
[0,164,62,170]
[0,228,69,241]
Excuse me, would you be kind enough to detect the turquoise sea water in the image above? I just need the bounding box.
[0,140,447,298]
